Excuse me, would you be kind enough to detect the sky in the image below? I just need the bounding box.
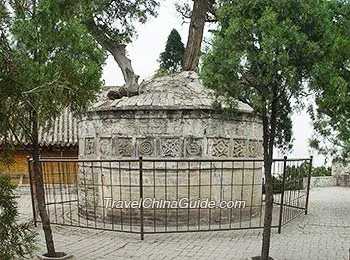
[102,1,327,166]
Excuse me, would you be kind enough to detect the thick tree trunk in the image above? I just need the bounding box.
[261,157,274,260]
[260,94,278,260]
[104,43,139,97]
[86,19,139,99]
[183,0,209,71]
[32,110,56,256]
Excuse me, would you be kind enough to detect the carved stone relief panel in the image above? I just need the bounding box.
[161,138,182,157]
[234,121,246,137]
[78,138,84,157]
[257,140,263,156]
[81,121,95,137]
[99,138,112,156]
[253,122,262,139]
[114,138,133,157]
[148,120,167,135]
[232,139,246,157]
[210,138,229,158]
[184,138,202,157]
[247,140,263,158]
[138,138,156,157]
[85,137,95,156]
[101,119,113,135]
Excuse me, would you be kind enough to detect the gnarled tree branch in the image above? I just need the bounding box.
[183,0,209,71]
[86,18,139,99]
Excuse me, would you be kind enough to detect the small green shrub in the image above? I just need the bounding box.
[0,173,37,260]
[272,163,309,193]
[311,166,331,177]
[270,164,331,193]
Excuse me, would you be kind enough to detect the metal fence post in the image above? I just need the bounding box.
[305,156,313,215]
[27,156,37,227]
[139,156,144,240]
[278,156,287,233]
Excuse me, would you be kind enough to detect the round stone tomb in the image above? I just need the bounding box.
[78,71,263,226]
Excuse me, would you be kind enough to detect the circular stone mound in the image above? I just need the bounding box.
[78,71,263,227]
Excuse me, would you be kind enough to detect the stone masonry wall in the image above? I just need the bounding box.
[77,109,264,224]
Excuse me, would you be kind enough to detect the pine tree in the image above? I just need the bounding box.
[201,1,342,259]
[0,1,105,257]
[0,174,37,260]
[157,29,185,75]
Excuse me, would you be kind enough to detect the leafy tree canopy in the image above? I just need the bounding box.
[175,0,219,23]
[308,1,350,160]
[157,29,185,75]
[0,1,106,256]
[0,0,105,144]
[201,0,337,151]
[0,173,37,260]
[58,0,159,44]
[200,1,343,258]
[54,0,160,97]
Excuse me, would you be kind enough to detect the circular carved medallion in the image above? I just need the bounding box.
[139,140,154,155]
[100,139,111,155]
[186,141,201,157]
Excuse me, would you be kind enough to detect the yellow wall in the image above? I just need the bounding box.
[0,148,78,184]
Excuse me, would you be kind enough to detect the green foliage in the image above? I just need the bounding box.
[53,0,159,90]
[56,0,159,45]
[308,2,350,160]
[0,2,105,254]
[157,29,185,75]
[0,146,14,169]
[0,0,105,142]
[312,166,331,177]
[201,0,338,151]
[272,163,309,193]
[271,164,331,193]
[0,174,37,260]
[200,1,343,258]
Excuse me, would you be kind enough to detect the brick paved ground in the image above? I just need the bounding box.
[17,187,350,260]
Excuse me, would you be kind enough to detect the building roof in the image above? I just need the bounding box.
[1,72,255,148]
[1,108,78,148]
[91,71,254,113]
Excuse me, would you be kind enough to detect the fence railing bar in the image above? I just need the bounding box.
[198,161,202,231]
[27,156,312,236]
[27,157,37,227]
[305,156,313,215]
[118,161,123,231]
[109,161,114,231]
[281,204,307,210]
[128,161,132,232]
[45,200,78,205]
[100,162,106,230]
[278,156,287,233]
[139,156,144,240]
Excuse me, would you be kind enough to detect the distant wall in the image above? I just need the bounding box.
[308,176,336,188]
[303,175,350,189]
[303,162,350,188]
[332,162,350,176]
[335,174,350,187]
[0,148,78,184]
[331,162,350,187]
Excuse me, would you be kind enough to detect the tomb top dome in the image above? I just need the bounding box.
[79,71,263,160]
[91,71,253,113]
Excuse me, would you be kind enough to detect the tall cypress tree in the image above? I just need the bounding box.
[0,1,105,257]
[157,29,185,75]
[201,1,341,259]
[0,174,37,260]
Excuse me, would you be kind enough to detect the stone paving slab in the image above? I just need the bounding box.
[17,187,350,260]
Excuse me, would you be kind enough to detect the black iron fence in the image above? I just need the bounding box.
[28,157,312,240]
